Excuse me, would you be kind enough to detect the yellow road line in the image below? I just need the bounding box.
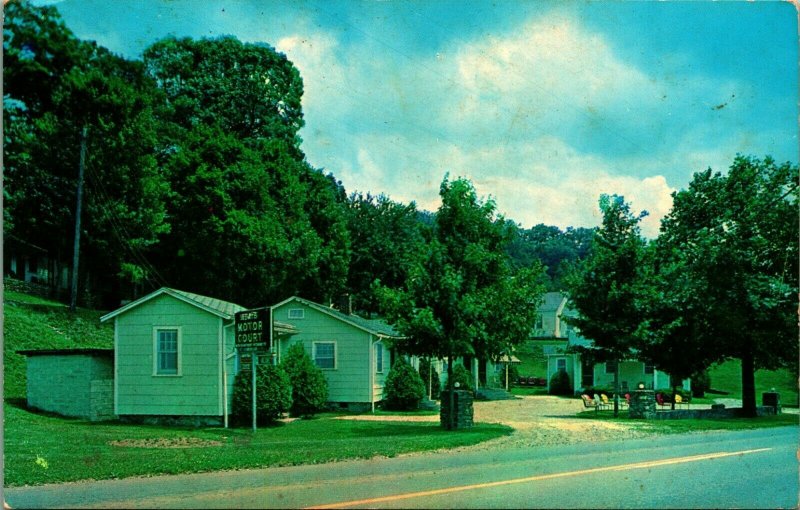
[308,448,772,509]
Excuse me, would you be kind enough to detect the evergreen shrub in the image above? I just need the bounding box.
[417,358,441,400]
[232,362,292,425]
[282,342,329,417]
[384,358,426,410]
[548,369,572,395]
[446,363,474,391]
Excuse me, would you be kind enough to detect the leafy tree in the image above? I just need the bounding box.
[656,155,798,416]
[376,176,544,428]
[566,194,649,416]
[507,223,595,290]
[282,342,328,417]
[143,35,350,307]
[383,358,426,411]
[345,193,428,315]
[4,1,169,306]
[143,35,304,149]
[232,362,292,425]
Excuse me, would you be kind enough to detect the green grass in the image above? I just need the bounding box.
[510,387,549,396]
[3,403,511,487]
[706,360,798,407]
[4,290,113,400]
[575,409,798,433]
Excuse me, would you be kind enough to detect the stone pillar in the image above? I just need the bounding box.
[629,389,656,419]
[440,389,474,429]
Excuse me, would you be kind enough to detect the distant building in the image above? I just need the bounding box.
[533,291,690,394]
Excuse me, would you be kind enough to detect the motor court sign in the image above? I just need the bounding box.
[235,308,270,353]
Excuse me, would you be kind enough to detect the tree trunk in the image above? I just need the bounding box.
[613,359,620,417]
[671,384,676,411]
[447,355,455,430]
[741,351,757,417]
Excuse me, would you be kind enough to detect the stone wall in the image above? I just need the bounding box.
[440,389,474,429]
[652,406,778,420]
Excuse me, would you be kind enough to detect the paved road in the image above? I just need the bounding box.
[5,426,798,509]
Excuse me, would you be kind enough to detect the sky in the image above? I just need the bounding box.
[40,0,799,237]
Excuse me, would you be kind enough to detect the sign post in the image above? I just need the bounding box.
[235,307,271,432]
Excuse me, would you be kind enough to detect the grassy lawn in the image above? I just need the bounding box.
[706,360,798,407]
[4,403,511,487]
[4,290,113,400]
[575,409,798,433]
[510,387,549,396]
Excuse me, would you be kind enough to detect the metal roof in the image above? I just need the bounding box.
[100,287,245,322]
[273,296,403,338]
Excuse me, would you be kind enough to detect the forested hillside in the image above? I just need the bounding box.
[3,2,585,310]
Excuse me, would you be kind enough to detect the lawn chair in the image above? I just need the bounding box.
[674,394,690,409]
[581,394,597,411]
[594,394,610,410]
[655,392,669,409]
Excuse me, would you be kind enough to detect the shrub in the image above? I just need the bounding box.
[232,362,292,425]
[282,342,329,417]
[384,358,426,410]
[417,358,441,400]
[548,369,572,395]
[445,363,474,391]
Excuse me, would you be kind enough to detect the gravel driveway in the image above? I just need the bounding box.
[338,395,653,449]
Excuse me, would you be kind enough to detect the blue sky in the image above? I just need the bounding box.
[42,0,798,236]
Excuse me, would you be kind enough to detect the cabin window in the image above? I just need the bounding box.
[535,316,543,329]
[375,342,384,373]
[154,328,180,376]
[644,364,654,374]
[288,309,305,319]
[556,358,567,372]
[313,342,336,369]
[605,361,618,374]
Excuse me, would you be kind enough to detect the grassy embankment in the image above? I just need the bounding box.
[3,289,510,487]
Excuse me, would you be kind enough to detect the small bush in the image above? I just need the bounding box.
[417,358,441,400]
[232,362,292,425]
[282,342,329,417]
[445,363,473,391]
[548,369,572,395]
[384,358,426,410]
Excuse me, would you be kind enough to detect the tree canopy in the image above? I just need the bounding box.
[653,155,798,415]
[376,175,545,371]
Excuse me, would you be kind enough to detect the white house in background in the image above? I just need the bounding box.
[539,291,691,394]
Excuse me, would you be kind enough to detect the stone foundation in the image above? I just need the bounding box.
[120,415,224,427]
[440,390,474,429]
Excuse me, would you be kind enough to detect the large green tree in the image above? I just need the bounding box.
[376,176,544,428]
[656,155,798,416]
[4,1,169,306]
[142,36,350,307]
[345,192,428,315]
[507,223,595,290]
[566,194,649,416]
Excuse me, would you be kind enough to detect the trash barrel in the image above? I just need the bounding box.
[762,391,780,413]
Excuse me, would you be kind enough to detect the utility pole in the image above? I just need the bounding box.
[70,126,88,313]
